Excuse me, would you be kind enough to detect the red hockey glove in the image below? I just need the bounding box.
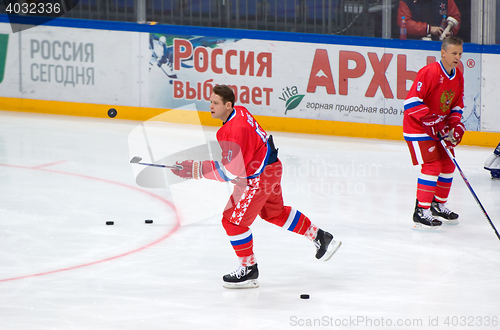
[421,114,447,141]
[170,160,203,180]
[444,122,466,145]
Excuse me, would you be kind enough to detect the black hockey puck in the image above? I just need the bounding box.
[145,219,153,224]
[107,108,117,118]
[106,221,114,225]
[300,294,310,299]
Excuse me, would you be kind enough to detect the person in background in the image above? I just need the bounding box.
[398,0,461,40]
[403,37,465,231]
[170,85,342,289]
[484,143,500,179]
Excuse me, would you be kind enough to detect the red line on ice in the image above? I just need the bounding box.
[0,163,181,283]
[31,160,68,169]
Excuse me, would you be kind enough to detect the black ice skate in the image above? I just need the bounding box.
[222,264,259,289]
[314,229,342,261]
[431,200,459,225]
[413,200,442,231]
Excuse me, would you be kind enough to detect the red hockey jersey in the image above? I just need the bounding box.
[201,105,270,182]
[403,60,464,142]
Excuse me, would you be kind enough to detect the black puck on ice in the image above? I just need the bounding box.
[106,221,114,225]
[107,108,117,118]
[300,294,310,299]
[145,219,153,224]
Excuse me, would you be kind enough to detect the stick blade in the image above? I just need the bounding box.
[130,156,143,164]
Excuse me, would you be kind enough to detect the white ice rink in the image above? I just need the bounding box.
[0,110,499,330]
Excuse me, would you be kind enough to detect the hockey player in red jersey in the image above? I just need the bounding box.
[171,85,341,288]
[403,36,465,231]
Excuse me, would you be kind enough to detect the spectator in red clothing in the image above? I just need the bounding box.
[398,0,461,40]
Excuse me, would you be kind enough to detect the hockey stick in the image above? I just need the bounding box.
[130,156,183,169]
[439,138,500,240]
[152,51,178,79]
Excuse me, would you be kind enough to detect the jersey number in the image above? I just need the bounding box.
[255,123,267,143]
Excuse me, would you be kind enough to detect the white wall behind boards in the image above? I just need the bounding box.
[0,23,147,107]
[480,53,500,132]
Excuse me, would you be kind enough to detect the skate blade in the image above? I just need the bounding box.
[441,219,459,225]
[433,216,459,225]
[222,279,259,289]
[413,223,442,232]
[321,240,342,262]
